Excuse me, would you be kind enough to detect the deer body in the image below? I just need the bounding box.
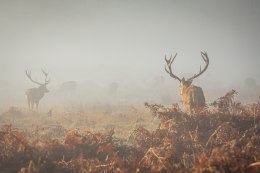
[164,52,209,114]
[180,84,205,114]
[25,70,50,110]
[26,86,49,109]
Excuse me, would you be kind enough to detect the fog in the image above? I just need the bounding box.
[0,0,260,107]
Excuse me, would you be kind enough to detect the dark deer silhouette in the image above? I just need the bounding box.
[25,70,50,110]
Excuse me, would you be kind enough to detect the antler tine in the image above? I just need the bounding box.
[165,65,169,73]
[165,55,171,64]
[42,69,50,85]
[164,55,172,74]
[25,70,43,85]
[188,51,209,81]
[25,70,30,77]
[164,53,181,82]
[201,51,209,62]
[165,53,177,65]
[164,55,171,73]
[42,69,48,76]
[171,53,177,64]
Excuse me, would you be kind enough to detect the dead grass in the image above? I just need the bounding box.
[0,90,259,173]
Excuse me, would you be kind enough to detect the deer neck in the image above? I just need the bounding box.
[180,84,191,96]
[37,86,47,96]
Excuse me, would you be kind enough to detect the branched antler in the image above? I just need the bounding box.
[25,70,50,85]
[164,53,181,82]
[25,70,43,85]
[187,51,209,81]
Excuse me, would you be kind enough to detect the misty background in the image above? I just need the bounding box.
[0,0,260,108]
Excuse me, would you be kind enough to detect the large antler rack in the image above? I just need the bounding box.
[25,70,43,85]
[187,51,209,81]
[25,70,50,85]
[164,53,181,82]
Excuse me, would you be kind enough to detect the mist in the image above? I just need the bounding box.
[1,0,260,108]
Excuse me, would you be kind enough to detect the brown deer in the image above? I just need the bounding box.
[164,52,209,114]
[25,70,50,110]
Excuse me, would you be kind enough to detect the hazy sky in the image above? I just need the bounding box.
[0,0,260,88]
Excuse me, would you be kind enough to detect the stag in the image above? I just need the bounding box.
[25,70,50,110]
[164,52,209,114]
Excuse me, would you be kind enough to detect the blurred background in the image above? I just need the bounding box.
[0,0,259,108]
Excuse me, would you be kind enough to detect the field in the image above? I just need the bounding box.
[0,90,259,173]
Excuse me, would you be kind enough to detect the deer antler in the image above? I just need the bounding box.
[187,51,209,81]
[42,69,50,85]
[25,70,43,85]
[164,53,181,82]
[25,70,50,85]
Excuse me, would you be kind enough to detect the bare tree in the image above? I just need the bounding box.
[25,70,50,110]
[164,52,209,114]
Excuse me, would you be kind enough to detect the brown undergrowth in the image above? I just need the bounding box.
[0,90,259,173]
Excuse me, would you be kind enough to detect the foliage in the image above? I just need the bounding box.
[0,90,259,172]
